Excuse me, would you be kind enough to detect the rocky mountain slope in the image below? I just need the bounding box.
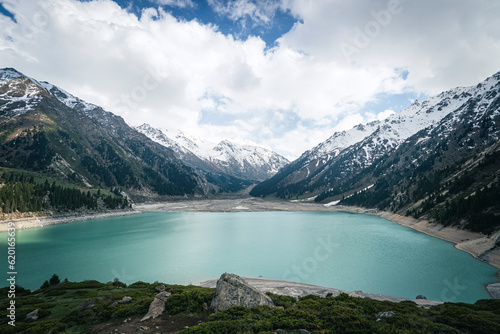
[0,68,212,201]
[251,71,500,232]
[136,123,289,182]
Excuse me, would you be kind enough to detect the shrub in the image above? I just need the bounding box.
[128,281,151,289]
[165,287,214,315]
[266,292,297,309]
[40,280,50,290]
[49,274,60,286]
[58,280,105,289]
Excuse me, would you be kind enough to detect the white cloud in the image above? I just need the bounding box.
[281,0,500,94]
[1,0,500,160]
[377,109,395,121]
[155,0,196,8]
[332,114,366,132]
[208,0,284,25]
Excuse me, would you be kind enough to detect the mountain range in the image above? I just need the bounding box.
[136,124,289,182]
[0,68,285,202]
[1,67,499,232]
[251,71,500,232]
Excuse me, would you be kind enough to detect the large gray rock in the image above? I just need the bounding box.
[210,273,275,313]
[141,289,171,321]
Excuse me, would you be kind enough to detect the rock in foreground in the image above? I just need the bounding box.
[141,285,171,321]
[211,273,275,312]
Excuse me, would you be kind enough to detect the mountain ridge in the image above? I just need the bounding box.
[136,123,289,182]
[0,68,214,203]
[251,70,500,233]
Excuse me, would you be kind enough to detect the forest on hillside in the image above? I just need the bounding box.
[0,171,129,214]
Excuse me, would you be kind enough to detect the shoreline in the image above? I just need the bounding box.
[2,197,499,298]
[0,209,141,232]
[4,197,499,270]
[197,276,443,306]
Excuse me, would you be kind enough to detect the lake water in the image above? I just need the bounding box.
[1,211,497,303]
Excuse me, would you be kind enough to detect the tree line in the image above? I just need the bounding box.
[0,172,129,214]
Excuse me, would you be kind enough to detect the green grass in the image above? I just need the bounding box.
[0,279,499,334]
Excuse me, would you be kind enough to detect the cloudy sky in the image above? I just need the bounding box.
[1,0,499,159]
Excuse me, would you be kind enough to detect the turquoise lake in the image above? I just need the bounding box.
[1,211,498,303]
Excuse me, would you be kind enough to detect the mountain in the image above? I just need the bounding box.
[251,71,500,232]
[136,124,289,182]
[0,68,214,202]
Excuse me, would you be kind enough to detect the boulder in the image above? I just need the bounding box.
[112,296,132,305]
[486,283,500,299]
[141,290,171,321]
[210,273,275,313]
[416,295,427,300]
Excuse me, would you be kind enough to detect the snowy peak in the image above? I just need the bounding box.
[251,70,500,199]
[136,124,289,181]
[0,68,24,83]
[303,120,380,163]
[0,67,98,118]
[304,71,500,166]
[38,81,97,112]
[136,123,180,151]
[0,68,48,118]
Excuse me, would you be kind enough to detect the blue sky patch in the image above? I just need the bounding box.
[0,2,16,22]
[102,0,297,46]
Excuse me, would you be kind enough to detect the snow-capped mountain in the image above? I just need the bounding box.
[251,70,500,200]
[1,68,257,199]
[136,124,289,181]
[0,68,98,117]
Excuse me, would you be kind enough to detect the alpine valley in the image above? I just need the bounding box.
[2,69,500,334]
[0,68,287,216]
[1,67,500,235]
